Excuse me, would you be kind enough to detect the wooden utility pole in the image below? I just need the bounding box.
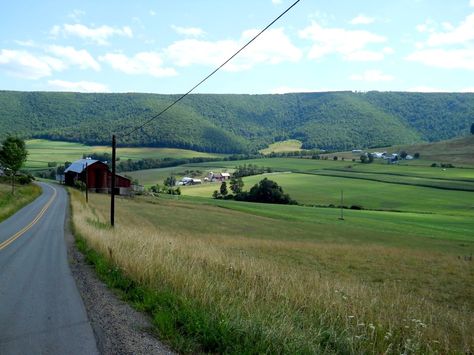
[111,135,116,227]
[85,162,88,203]
[339,189,344,220]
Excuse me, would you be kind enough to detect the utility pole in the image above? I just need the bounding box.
[85,162,88,203]
[339,189,344,220]
[111,135,116,227]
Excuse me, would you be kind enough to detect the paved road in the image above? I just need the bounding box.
[0,182,98,355]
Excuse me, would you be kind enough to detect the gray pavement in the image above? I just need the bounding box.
[0,182,98,355]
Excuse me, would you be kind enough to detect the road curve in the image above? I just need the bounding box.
[0,182,98,355]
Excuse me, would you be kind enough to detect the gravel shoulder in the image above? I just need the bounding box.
[64,208,175,355]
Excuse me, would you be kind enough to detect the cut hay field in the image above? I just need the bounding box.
[259,139,304,155]
[25,139,223,170]
[70,185,473,353]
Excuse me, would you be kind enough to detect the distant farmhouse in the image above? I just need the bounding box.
[208,172,230,182]
[64,158,131,195]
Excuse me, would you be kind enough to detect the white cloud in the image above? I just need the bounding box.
[51,24,133,45]
[350,14,375,25]
[68,9,85,22]
[299,21,387,61]
[406,48,474,70]
[272,0,282,4]
[0,49,54,79]
[171,25,206,37]
[99,52,177,77]
[149,10,156,16]
[470,0,474,7]
[14,40,36,47]
[48,80,108,92]
[350,70,394,82]
[425,13,474,46]
[47,45,100,71]
[165,28,302,71]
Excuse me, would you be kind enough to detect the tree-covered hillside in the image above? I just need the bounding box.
[0,91,472,153]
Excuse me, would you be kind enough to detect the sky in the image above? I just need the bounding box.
[0,0,473,94]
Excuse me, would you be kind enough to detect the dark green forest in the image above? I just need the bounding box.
[1,90,473,153]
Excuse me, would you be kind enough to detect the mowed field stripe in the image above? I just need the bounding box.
[0,185,57,251]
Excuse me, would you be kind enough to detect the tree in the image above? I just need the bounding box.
[243,178,296,204]
[471,123,474,135]
[220,181,228,196]
[400,151,408,159]
[414,152,420,159]
[0,136,28,194]
[230,176,244,194]
[164,175,176,187]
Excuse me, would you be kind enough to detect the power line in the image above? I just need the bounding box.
[119,0,302,139]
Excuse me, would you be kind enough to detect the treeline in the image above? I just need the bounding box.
[1,91,473,153]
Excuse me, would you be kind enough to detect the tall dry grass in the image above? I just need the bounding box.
[70,189,473,353]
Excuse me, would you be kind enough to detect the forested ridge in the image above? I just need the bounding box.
[0,90,473,153]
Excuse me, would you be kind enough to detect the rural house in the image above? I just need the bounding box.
[208,172,231,182]
[64,158,131,195]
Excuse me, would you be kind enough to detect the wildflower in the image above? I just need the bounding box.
[357,323,365,327]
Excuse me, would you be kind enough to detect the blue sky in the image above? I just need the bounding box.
[1,0,473,94]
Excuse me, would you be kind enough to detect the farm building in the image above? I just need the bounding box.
[208,172,231,182]
[64,158,131,195]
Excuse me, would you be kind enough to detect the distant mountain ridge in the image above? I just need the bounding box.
[0,90,473,153]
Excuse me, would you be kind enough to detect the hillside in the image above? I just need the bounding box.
[387,135,474,165]
[0,91,473,153]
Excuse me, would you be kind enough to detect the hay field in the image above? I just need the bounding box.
[70,188,473,353]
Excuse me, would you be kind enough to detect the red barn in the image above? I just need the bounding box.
[64,159,131,195]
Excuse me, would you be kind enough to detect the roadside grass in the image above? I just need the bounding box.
[182,172,474,216]
[259,139,303,155]
[25,139,223,169]
[0,180,41,222]
[69,188,473,354]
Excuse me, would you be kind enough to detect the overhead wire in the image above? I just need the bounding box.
[118,0,302,139]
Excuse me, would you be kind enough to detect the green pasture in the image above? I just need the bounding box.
[182,172,474,216]
[25,139,223,169]
[259,139,303,155]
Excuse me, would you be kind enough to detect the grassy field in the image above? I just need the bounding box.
[0,180,41,222]
[327,135,474,166]
[25,139,223,170]
[259,139,303,155]
[70,182,473,353]
[182,172,474,216]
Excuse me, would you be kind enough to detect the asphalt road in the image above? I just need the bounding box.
[0,182,98,355]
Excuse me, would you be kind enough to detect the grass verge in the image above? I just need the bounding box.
[0,180,42,222]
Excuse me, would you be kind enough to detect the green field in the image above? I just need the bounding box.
[259,139,303,155]
[25,139,224,170]
[70,169,474,353]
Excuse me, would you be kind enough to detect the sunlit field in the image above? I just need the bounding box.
[25,139,223,170]
[70,185,473,353]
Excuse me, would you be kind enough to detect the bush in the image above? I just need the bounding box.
[431,163,438,167]
[17,173,34,185]
[350,205,363,210]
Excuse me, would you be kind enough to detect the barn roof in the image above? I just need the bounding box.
[64,159,99,174]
